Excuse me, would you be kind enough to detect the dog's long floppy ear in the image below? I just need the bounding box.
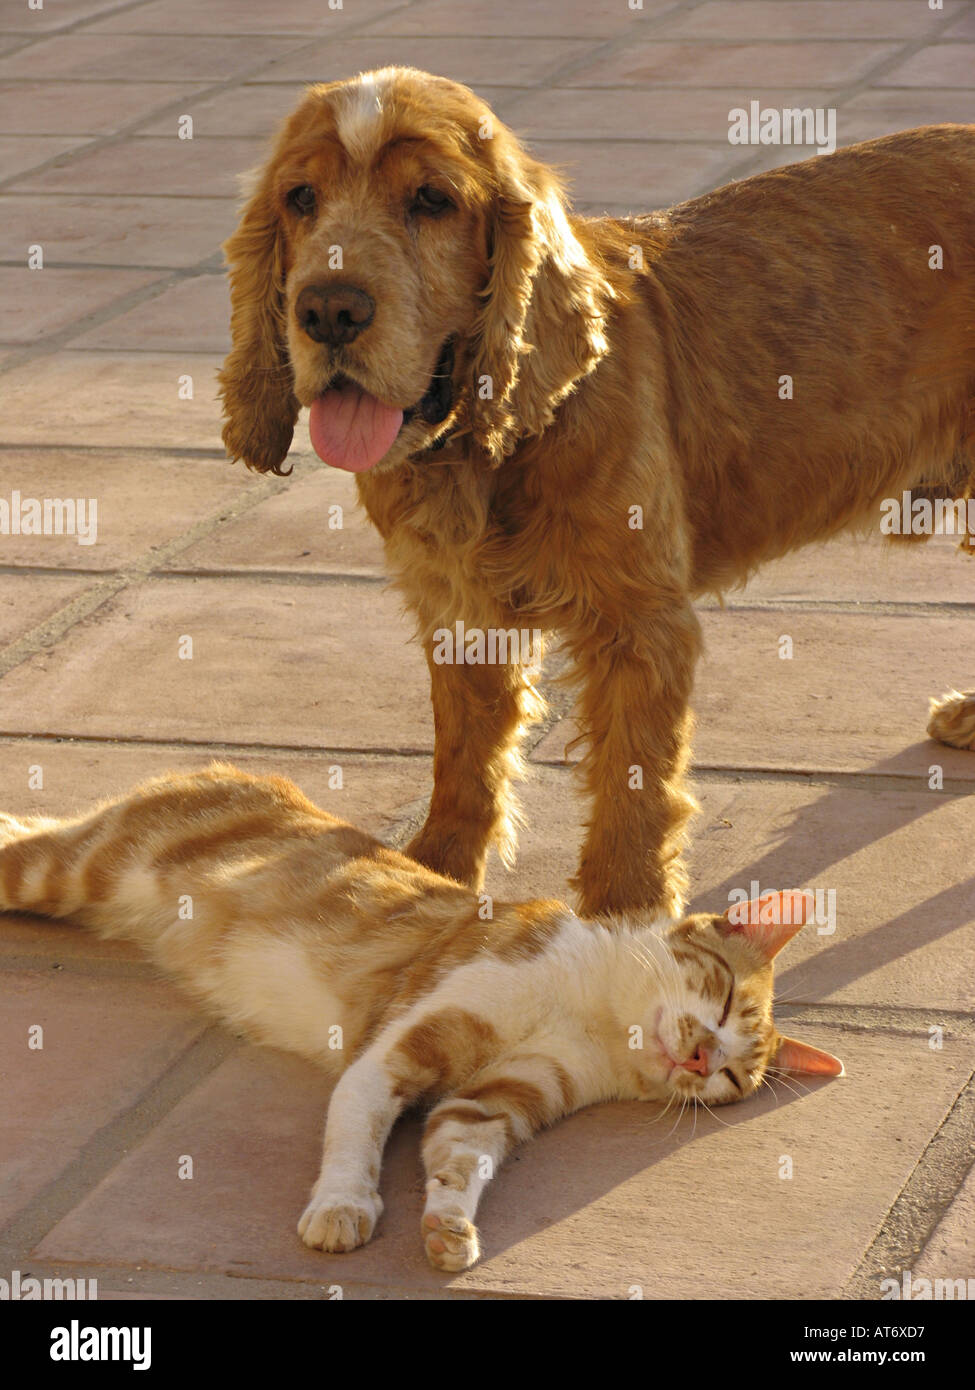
[469,138,616,465]
[218,168,300,475]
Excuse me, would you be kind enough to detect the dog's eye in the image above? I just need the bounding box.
[287,185,316,215]
[412,185,452,216]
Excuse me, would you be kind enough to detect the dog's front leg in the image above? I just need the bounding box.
[407,642,544,889]
[567,603,701,919]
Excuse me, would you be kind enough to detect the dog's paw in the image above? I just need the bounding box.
[928,689,975,750]
[298,1189,383,1253]
[421,1180,481,1271]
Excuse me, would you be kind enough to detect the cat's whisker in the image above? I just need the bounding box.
[763,1067,812,1101]
[759,1073,784,1110]
[661,1093,690,1145]
[695,1094,736,1129]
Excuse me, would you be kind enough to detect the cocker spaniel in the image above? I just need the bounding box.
[219,67,975,918]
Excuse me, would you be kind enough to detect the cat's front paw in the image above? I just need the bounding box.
[298,1189,383,1253]
[422,1182,481,1272]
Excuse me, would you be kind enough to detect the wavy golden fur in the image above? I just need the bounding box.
[219,68,975,918]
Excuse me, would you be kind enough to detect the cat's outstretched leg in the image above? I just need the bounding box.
[298,1053,406,1253]
[928,689,975,749]
[420,1051,583,1272]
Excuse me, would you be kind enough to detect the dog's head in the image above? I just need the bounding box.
[218,67,615,476]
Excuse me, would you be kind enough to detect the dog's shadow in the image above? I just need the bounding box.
[690,742,975,1004]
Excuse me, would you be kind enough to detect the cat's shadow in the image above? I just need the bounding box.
[375,1067,829,1282]
[689,742,975,1003]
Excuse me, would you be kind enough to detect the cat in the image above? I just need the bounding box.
[0,762,842,1271]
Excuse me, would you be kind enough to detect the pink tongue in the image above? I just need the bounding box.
[309,383,403,472]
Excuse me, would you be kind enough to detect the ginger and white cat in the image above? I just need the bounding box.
[0,764,842,1271]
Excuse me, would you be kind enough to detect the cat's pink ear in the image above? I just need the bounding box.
[774,1035,845,1076]
[719,889,811,960]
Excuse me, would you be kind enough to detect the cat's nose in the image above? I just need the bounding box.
[680,1045,710,1075]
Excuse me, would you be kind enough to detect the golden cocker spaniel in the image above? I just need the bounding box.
[219,67,975,918]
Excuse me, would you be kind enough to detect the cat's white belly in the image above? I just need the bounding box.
[200,933,350,1069]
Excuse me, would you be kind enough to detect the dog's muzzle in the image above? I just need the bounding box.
[404,337,455,430]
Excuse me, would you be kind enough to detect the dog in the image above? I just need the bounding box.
[218,67,975,919]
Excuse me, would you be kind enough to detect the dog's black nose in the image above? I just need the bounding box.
[296,284,375,346]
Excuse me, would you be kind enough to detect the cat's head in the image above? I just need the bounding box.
[629,890,843,1107]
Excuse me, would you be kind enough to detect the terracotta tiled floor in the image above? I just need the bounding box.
[1,0,973,1301]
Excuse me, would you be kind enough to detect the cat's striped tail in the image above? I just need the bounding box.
[0,812,87,921]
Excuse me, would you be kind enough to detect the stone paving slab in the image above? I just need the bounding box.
[0,195,233,267]
[0,268,162,345]
[165,466,386,577]
[0,574,96,646]
[0,81,194,136]
[948,8,975,36]
[0,34,302,84]
[876,42,975,86]
[656,1,965,41]
[533,611,975,779]
[729,533,973,604]
[26,1029,974,1299]
[0,576,431,749]
[134,83,311,138]
[11,136,266,199]
[0,136,89,183]
[85,0,409,36]
[565,40,901,88]
[258,37,595,89]
[0,354,227,448]
[530,138,736,207]
[71,275,231,354]
[357,0,680,38]
[915,1168,975,1279]
[0,450,263,570]
[0,967,204,1226]
[502,87,838,142]
[840,87,975,137]
[2,0,129,32]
